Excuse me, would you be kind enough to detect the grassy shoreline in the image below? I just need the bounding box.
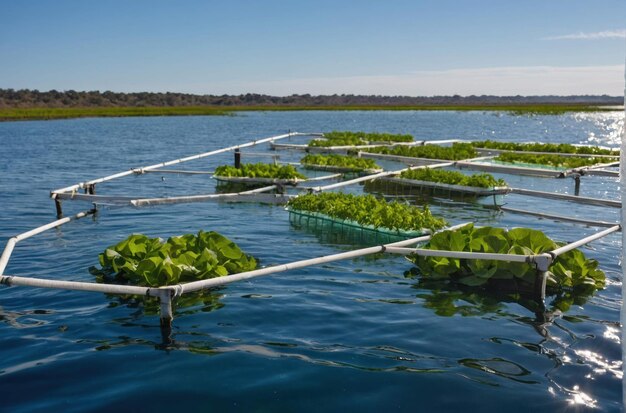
[0,104,621,121]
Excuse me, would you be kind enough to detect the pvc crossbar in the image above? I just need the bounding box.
[133,169,215,175]
[549,225,621,257]
[580,169,619,177]
[0,210,95,275]
[130,185,281,207]
[52,132,312,194]
[474,147,620,159]
[455,161,565,177]
[499,206,619,228]
[384,247,536,262]
[308,162,455,192]
[271,139,463,152]
[52,185,279,206]
[510,188,620,208]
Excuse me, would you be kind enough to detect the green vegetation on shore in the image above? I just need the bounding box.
[0,106,231,121]
[0,104,620,122]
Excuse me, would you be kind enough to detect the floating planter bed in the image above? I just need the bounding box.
[90,231,258,287]
[493,152,617,169]
[213,163,308,186]
[300,154,383,175]
[308,130,414,147]
[360,143,478,165]
[365,169,510,205]
[286,192,447,244]
[471,140,619,156]
[406,223,605,295]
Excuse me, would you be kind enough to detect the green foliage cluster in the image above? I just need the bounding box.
[0,106,229,121]
[410,223,605,294]
[308,131,413,147]
[495,152,612,168]
[214,163,306,179]
[90,231,257,287]
[287,192,447,232]
[399,168,506,188]
[300,154,381,171]
[472,140,619,155]
[365,143,478,160]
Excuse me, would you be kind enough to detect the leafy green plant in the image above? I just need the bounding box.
[287,192,447,232]
[494,152,613,168]
[472,140,619,156]
[300,154,381,171]
[214,163,306,179]
[409,223,605,294]
[308,130,413,147]
[399,168,506,188]
[90,231,257,287]
[364,143,478,160]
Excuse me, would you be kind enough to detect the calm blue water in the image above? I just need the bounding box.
[0,111,623,412]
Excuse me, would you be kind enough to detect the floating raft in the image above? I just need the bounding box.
[376,177,510,196]
[456,160,572,178]
[473,147,619,159]
[287,208,430,244]
[364,178,509,206]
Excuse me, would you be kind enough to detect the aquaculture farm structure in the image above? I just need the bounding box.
[0,132,621,334]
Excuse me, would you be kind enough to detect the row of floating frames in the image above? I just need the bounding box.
[269,139,464,153]
[362,177,509,207]
[473,147,619,159]
[0,136,621,330]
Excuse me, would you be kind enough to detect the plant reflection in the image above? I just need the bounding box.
[406,269,592,336]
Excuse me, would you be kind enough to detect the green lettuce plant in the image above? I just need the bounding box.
[214,163,306,179]
[472,140,619,156]
[399,168,506,188]
[90,231,257,287]
[300,154,381,171]
[308,130,413,147]
[287,192,447,232]
[409,223,605,294]
[364,143,478,160]
[495,152,614,168]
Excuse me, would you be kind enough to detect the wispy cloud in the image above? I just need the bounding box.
[545,30,626,40]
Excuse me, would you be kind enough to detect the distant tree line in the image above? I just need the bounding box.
[0,88,622,108]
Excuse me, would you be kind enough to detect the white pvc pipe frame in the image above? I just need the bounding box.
[0,132,622,324]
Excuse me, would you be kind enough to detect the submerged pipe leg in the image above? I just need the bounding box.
[158,290,174,345]
[534,270,548,303]
[54,198,63,218]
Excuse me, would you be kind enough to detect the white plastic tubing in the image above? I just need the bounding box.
[0,210,95,276]
[51,132,311,195]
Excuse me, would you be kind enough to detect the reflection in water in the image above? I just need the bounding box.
[0,307,54,328]
[573,112,624,147]
[458,357,537,384]
[409,275,621,410]
[105,289,225,317]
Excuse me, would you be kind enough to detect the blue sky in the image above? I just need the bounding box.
[1,0,624,96]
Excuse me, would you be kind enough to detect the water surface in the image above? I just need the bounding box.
[0,110,623,412]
